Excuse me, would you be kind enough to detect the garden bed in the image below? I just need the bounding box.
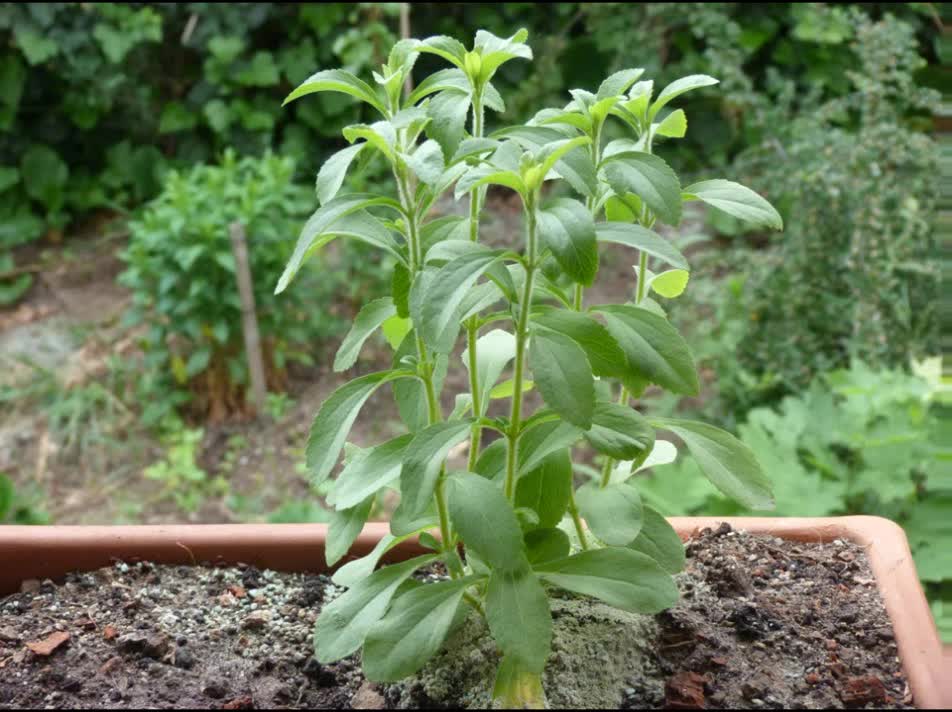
[0,524,912,709]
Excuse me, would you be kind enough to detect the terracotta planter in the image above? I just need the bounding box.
[0,516,948,708]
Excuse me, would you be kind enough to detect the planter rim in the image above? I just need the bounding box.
[0,515,948,708]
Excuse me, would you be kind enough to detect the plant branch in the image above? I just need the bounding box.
[504,197,537,501]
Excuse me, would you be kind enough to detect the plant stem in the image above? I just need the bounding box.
[573,283,584,311]
[465,91,486,472]
[466,325,482,472]
[468,92,485,243]
[395,165,455,568]
[567,487,590,551]
[504,199,538,501]
[635,250,648,304]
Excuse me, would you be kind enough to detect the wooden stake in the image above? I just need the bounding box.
[229,222,267,417]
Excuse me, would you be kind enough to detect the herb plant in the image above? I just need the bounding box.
[120,150,317,424]
[276,29,782,706]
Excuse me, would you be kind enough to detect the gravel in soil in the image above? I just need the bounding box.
[0,525,912,709]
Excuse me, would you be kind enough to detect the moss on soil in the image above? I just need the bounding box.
[387,594,662,709]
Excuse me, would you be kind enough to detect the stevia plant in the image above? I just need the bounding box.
[275,29,782,708]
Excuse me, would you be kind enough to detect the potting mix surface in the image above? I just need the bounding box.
[0,524,912,709]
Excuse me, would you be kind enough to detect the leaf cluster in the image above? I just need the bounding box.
[276,28,783,703]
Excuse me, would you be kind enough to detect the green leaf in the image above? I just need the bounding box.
[486,567,552,674]
[602,152,682,225]
[492,125,597,197]
[649,75,718,120]
[576,481,643,546]
[537,108,593,133]
[474,28,533,81]
[603,192,641,223]
[628,506,685,575]
[654,109,687,138]
[0,274,32,306]
[619,80,654,123]
[447,471,527,571]
[595,304,699,395]
[306,371,411,486]
[332,533,407,587]
[612,439,679,484]
[489,378,534,400]
[390,261,413,317]
[342,121,396,160]
[474,438,508,481]
[583,402,655,461]
[537,198,598,286]
[649,269,690,298]
[452,137,501,163]
[419,246,506,353]
[454,164,527,200]
[597,68,646,101]
[416,36,468,68]
[14,27,58,66]
[529,330,595,429]
[407,139,445,187]
[283,68,387,115]
[381,314,411,350]
[651,417,774,510]
[391,329,448,433]
[326,495,374,567]
[683,179,783,231]
[532,308,626,379]
[398,421,473,518]
[276,196,403,294]
[515,449,573,530]
[0,167,18,194]
[329,434,413,510]
[237,50,280,86]
[536,547,679,613]
[390,506,439,538]
[427,90,471,160]
[314,554,436,662]
[518,420,584,476]
[363,577,474,681]
[316,143,365,205]
[20,145,68,213]
[535,137,592,186]
[185,347,211,377]
[334,298,397,372]
[463,329,516,416]
[408,67,469,104]
[524,528,571,566]
[158,102,197,133]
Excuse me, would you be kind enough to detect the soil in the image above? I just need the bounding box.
[0,525,912,709]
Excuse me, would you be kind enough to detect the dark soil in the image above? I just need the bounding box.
[622,523,912,709]
[0,525,912,709]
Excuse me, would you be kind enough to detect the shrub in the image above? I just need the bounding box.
[119,150,319,424]
[724,12,941,407]
[275,29,782,705]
